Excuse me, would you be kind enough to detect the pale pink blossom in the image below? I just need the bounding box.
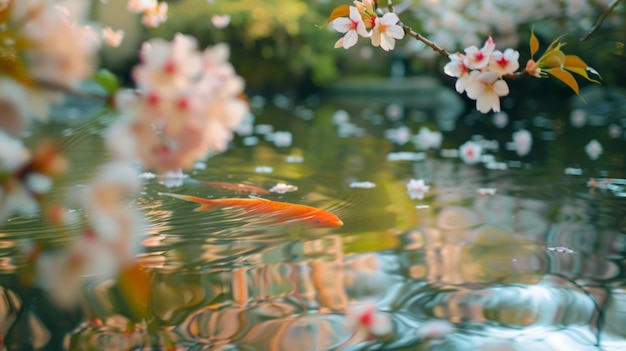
[371,12,405,51]
[488,48,520,76]
[346,301,393,340]
[211,14,231,29]
[459,140,482,164]
[465,71,509,113]
[332,6,370,49]
[407,179,430,200]
[570,108,587,128]
[493,111,508,128]
[269,183,298,194]
[128,0,157,13]
[9,0,97,89]
[585,139,603,160]
[102,27,125,47]
[79,161,145,260]
[141,2,168,27]
[133,34,201,94]
[512,129,532,156]
[34,162,145,308]
[108,35,248,173]
[416,319,455,339]
[413,127,443,150]
[443,52,470,93]
[463,36,495,69]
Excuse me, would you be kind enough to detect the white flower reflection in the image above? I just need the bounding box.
[346,301,393,340]
[269,183,298,194]
[407,179,430,200]
[585,139,603,160]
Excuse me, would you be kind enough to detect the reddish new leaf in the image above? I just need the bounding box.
[529,31,539,58]
[327,5,350,24]
[564,55,601,83]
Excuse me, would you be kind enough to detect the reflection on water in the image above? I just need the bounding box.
[1,94,626,350]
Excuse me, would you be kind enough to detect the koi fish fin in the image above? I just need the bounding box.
[158,192,216,211]
[248,195,270,201]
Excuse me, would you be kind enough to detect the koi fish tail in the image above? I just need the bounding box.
[158,193,217,211]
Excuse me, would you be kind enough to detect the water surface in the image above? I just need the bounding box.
[1,89,626,350]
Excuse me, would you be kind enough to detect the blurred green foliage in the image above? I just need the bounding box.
[152,0,351,93]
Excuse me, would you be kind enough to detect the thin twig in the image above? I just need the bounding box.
[402,25,450,58]
[378,0,450,57]
[581,0,623,41]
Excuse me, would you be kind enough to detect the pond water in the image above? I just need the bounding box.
[1,83,626,350]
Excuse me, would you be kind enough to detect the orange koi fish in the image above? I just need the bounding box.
[160,193,343,228]
[200,181,269,195]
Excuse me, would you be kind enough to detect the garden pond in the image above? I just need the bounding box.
[1,80,626,350]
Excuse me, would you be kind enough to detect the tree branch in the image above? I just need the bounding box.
[581,0,623,41]
[402,25,450,58]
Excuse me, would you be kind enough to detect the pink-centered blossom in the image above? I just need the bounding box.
[128,0,157,13]
[463,36,495,69]
[346,301,393,340]
[459,140,483,164]
[0,0,96,128]
[127,0,168,27]
[488,48,520,76]
[107,35,248,173]
[465,71,509,113]
[332,6,370,49]
[102,27,125,47]
[512,129,532,156]
[211,14,231,29]
[407,179,430,200]
[133,34,201,94]
[370,12,405,51]
[443,52,470,93]
[141,2,168,27]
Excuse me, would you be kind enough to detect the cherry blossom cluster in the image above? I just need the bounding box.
[106,34,249,174]
[331,1,405,51]
[443,37,519,113]
[34,161,145,307]
[127,0,168,27]
[0,0,98,132]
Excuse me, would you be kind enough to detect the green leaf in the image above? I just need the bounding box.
[92,69,120,96]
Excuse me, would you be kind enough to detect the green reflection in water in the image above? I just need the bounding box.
[1,96,626,350]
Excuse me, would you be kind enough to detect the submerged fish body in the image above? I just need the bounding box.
[200,181,269,195]
[161,193,343,228]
